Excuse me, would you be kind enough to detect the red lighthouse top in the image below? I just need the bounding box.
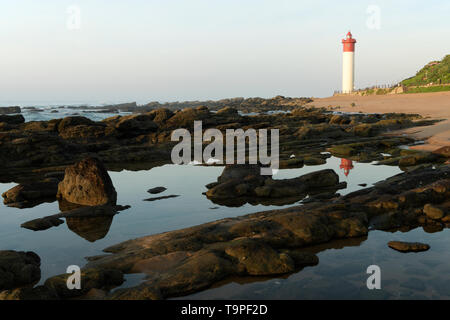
[342,31,356,52]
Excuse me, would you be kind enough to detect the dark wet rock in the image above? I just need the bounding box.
[327,137,414,162]
[0,251,41,290]
[398,150,445,167]
[0,114,25,125]
[303,156,327,165]
[280,158,304,168]
[0,285,57,300]
[433,146,450,158]
[423,203,446,220]
[114,114,158,135]
[388,241,430,253]
[221,238,296,275]
[59,123,112,141]
[57,158,117,206]
[147,108,174,125]
[217,164,261,182]
[108,284,162,300]
[44,171,66,180]
[147,186,167,194]
[301,192,339,203]
[329,114,351,125]
[143,195,180,202]
[0,106,21,115]
[21,216,64,231]
[423,223,445,233]
[164,106,211,130]
[205,164,345,206]
[2,178,59,208]
[216,106,239,116]
[44,268,124,299]
[57,116,96,133]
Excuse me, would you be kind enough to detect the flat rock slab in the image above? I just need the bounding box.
[388,241,430,253]
[147,186,167,194]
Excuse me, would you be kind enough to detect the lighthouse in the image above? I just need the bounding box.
[341,31,356,93]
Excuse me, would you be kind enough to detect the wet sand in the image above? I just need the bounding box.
[307,91,450,151]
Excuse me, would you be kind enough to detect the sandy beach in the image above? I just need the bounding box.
[307,91,450,151]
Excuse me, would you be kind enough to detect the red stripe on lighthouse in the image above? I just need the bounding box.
[342,31,356,52]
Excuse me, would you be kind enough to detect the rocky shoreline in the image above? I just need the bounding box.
[0,99,449,299]
[0,102,444,181]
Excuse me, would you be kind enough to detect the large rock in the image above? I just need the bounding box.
[0,251,41,290]
[57,158,117,206]
[206,165,344,205]
[57,116,96,133]
[217,164,261,182]
[147,108,173,125]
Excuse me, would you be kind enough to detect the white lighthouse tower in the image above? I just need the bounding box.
[341,31,356,93]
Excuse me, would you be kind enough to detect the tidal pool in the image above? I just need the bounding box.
[2,157,448,299]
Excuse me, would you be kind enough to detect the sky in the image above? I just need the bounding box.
[0,0,449,105]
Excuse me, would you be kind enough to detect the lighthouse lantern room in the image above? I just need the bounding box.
[342,31,356,93]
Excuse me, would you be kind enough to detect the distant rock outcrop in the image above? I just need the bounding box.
[0,106,21,115]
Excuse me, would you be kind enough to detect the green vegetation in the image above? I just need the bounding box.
[401,55,450,86]
[404,85,450,94]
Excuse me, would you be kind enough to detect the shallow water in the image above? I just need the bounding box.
[181,228,450,300]
[12,106,131,123]
[1,157,448,299]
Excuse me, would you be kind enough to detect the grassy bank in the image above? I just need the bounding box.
[404,85,450,94]
[402,55,450,86]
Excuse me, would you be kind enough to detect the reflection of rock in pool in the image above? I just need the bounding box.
[66,216,114,242]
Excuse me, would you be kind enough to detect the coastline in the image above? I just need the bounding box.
[307,91,450,152]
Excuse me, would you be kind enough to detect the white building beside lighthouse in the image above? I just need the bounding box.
[342,31,356,93]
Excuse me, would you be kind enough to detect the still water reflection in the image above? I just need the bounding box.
[2,157,448,299]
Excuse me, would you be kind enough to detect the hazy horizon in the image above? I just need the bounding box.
[1,0,449,106]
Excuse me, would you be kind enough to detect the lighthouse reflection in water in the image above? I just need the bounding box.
[340,158,354,177]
